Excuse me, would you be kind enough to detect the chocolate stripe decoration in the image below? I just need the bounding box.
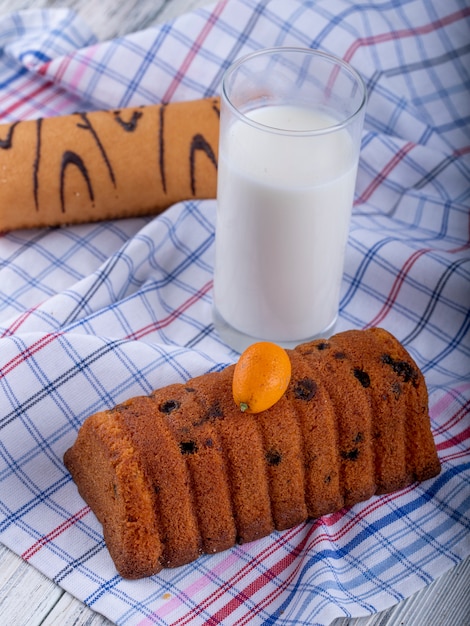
[77,113,116,186]
[33,118,43,212]
[60,151,94,213]
[190,133,217,196]
[0,121,19,149]
[159,103,167,194]
[113,109,143,132]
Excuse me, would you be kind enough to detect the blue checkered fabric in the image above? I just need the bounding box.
[0,1,469,624]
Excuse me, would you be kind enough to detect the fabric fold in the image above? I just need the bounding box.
[0,1,468,625]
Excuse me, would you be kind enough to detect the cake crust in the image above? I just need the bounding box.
[64,328,441,579]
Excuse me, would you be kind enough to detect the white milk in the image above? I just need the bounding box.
[213,104,358,344]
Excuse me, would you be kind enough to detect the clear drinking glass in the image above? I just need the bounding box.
[213,47,367,353]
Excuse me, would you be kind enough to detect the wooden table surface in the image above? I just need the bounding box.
[0,1,468,624]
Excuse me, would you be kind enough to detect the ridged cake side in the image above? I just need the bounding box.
[63,408,162,578]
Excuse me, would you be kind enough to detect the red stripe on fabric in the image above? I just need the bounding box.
[144,472,432,625]
[36,60,51,76]
[166,525,307,626]
[162,0,228,102]
[169,487,419,625]
[227,516,365,626]
[0,80,76,121]
[0,81,53,119]
[191,489,420,624]
[163,467,422,624]
[433,398,470,437]
[344,7,470,62]
[21,506,90,560]
[1,304,41,338]
[0,331,63,379]
[125,280,213,340]
[436,425,470,452]
[364,247,430,329]
[440,449,469,463]
[207,551,303,625]
[312,487,416,546]
[0,282,212,377]
[356,141,415,204]
[41,53,75,83]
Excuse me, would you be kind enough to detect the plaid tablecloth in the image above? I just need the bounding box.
[1,1,469,624]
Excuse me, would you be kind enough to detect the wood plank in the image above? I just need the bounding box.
[42,592,113,626]
[0,0,212,41]
[331,556,470,626]
[0,545,63,626]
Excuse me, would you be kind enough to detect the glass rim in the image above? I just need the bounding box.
[221,46,368,136]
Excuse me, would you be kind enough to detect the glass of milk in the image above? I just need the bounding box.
[213,47,367,352]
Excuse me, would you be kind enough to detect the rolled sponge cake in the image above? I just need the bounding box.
[0,97,219,231]
[64,328,441,579]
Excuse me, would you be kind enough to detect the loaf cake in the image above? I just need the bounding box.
[64,327,441,579]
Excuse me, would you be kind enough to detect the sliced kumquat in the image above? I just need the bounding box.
[232,341,292,414]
